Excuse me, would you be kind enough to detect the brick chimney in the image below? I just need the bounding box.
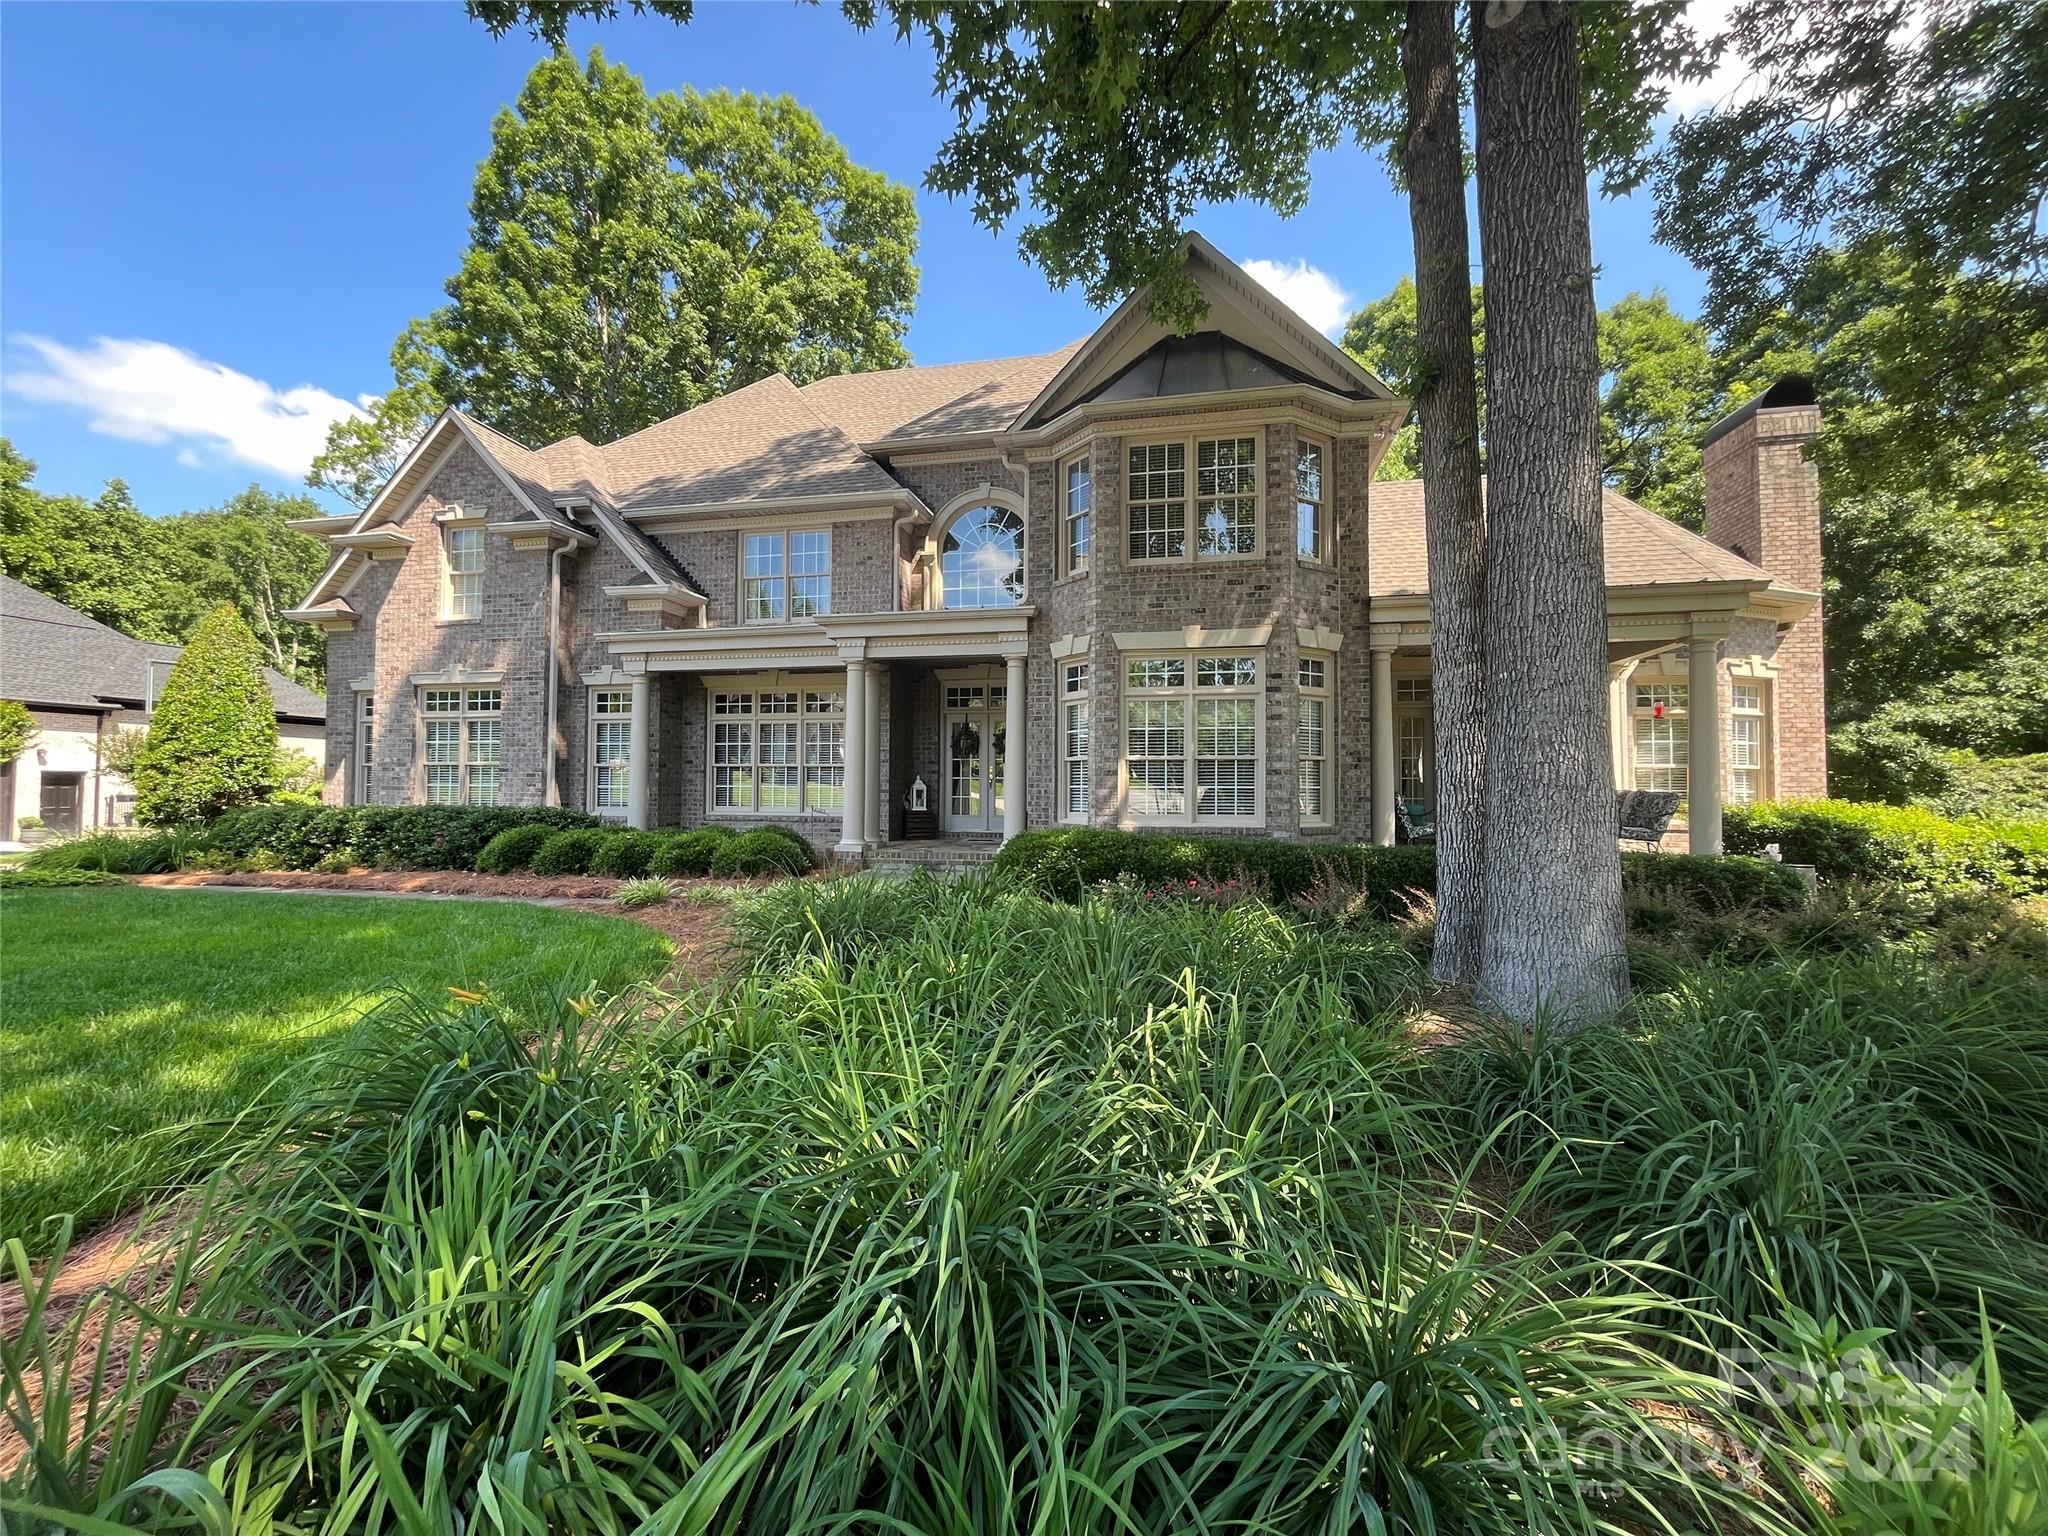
[1702,377,1827,797]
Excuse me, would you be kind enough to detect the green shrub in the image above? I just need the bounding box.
[20,829,191,875]
[1927,750,2048,821]
[197,804,599,872]
[475,824,552,874]
[709,826,816,877]
[0,866,125,888]
[133,603,279,825]
[615,876,674,909]
[647,825,735,877]
[588,830,662,879]
[994,829,1806,915]
[1726,798,2048,898]
[530,828,609,876]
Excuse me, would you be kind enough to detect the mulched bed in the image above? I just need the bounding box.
[136,868,640,900]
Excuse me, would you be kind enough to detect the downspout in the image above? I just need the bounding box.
[545,542,568,807]
[92,711,104,829]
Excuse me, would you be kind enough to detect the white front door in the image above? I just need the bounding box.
[942,681,1006,833]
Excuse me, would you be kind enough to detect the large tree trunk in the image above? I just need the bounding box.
[1401,0,1488,985]
[1471,0,1629,1021]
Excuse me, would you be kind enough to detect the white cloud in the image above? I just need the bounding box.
[1663,0,1928,116]
[3,335,365,479]
[1240,258,1354,338]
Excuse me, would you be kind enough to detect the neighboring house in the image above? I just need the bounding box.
[287,236,1823,856]
[0,576,328,839]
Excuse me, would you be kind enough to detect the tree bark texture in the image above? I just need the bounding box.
[1401,0,1489,985]
[1471,0,1630,1021]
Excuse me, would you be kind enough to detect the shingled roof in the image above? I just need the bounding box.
[1,576,327,722]
[1367,479,1778,598]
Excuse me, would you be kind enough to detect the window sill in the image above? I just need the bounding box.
[436,616,479,627]
[1296,556,1331,572]
[1052,569,1091,588]
[1123,552,1266,568]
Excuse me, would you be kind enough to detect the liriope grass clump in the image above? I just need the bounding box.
[5,877,1778,1533]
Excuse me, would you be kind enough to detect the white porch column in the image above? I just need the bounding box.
[863,662,884,845]
[626,673,651,830]
[838,652,869,857]
[1608,660,1636,789]
[1687,626,1724,854]
[1002,650,1027,842]
[1370,637,1398,846]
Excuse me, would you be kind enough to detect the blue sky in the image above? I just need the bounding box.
[1,1,1712,515]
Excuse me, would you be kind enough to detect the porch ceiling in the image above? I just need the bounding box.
[601,606,1037,671]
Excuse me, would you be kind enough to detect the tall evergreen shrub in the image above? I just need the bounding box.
[134,603,279,825]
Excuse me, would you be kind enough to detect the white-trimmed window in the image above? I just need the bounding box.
[354,692,374,804]
[709,680,844,814]
[1295,438,1327,561]
[1062,661,1091,821]
[442,525,484,621]
[1122,652,1262,824]
[1730,680,1771,803]
[420,687,502,805]
[1632,681,1689,796]
[591,688,633,814]
[1297,655,1332,825]
[743,530,831,622]
[1128,436,1260,562]
[1063,456,1092,575]
[940,504,1026,608]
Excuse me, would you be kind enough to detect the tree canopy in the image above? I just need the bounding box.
[1,440,330,685]
[312,49,919,505]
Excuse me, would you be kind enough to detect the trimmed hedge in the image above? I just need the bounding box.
[475,824,554,875]
[710,825,817,878]
[530,829,611,877]
[0,866,126,888]
[589,830,664,879]
[649,826,736,878]
[1725,799,2048,898]
[200,805,599,872]
[990,829,1810,916]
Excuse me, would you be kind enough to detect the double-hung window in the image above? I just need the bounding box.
[1062,662,1090,820]
[1122,653,1262,824]
[1128,436,1261,562]
[1295,438,1326,561]
[1063,456,1092,575]
[354,692,375,804]
[420,687,502,805]
[1729,680,1770,803]
[442,524,483,620]
[1297,655,1332,825]
[1632,682,1689,795]
[709,680,845,814]
[591,688,634,814]
[743,530,831,621]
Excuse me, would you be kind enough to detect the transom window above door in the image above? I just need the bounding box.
[940,504,1026,609]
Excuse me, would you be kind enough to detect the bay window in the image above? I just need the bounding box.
[1127,434,1261,563]
[709,679,845,815]
[420,687,501,805]
[1063,456,1092,575]
[1122,652,1263,824]
[1295,438,1326,561]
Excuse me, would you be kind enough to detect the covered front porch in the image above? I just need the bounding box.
[1365,581,1817,855]
[599,609,1036,856]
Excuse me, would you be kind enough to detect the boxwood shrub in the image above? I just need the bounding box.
[530,828,611,877]
[991,829,1809,915]
[648,826,737,878]
[1725,799,2048,898]
[709,825,817,878]
[589,830,664,879]
[475,824,554,875]
[199,805,599,872]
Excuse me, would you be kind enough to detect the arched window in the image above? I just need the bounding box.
[939,503,1026,609]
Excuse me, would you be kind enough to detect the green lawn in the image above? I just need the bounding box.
[0,886,673,1250]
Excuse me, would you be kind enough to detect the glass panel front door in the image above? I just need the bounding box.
[943,686,1006,832]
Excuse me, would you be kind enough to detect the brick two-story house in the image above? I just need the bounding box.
[288,237,1823,857]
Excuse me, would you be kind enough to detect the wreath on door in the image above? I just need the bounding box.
[951,720,981,759]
